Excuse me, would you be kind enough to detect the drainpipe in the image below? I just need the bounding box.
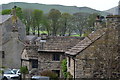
[72,57,76,80]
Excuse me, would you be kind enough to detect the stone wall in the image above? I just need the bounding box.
[0,51,2,68]
[38,52,64,77]
[1,15,26,69]
[67,57,74,77]
[0,24,2,68]
[68,22,120,78]
[21,49,31,70]
[2,36,24,68]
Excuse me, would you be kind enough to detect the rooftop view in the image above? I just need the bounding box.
[0,0,120,80]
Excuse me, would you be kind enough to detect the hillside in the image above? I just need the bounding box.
[1,2,109,16]
[105,6,118,15]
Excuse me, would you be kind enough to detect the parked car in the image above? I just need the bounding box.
[3,69,20,80]
[31,76,49,80]
[12,69,21,76]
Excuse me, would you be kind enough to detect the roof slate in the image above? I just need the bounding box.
[0,15,12,24]
[38,36,84,52]
[26,35,37,41]
[65,28,107,56]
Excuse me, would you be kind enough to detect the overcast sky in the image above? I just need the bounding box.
[0,0,120,11]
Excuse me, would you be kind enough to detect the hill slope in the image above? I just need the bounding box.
[105,6,118,15]
[1,2,109,16]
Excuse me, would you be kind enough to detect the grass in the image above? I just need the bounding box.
[30,29,48,34]
[71,34,80,37]
[70,33,86,37]
[29,30,86,37]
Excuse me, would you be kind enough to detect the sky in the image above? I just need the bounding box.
[0,0,120,11]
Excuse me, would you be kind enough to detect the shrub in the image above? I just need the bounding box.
[20,66,29,80]
[61,59,67,78]
[40,70,58,79]
[20,66,29,74]
[67,72,73,79]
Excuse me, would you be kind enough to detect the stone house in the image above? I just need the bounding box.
[0,15,26,69]
[65,16,120,78]
[21,36,84,77]
[21,35,38,71]
[22,1,120,78]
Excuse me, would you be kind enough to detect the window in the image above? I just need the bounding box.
[68,57,71,67]
[52,54,60,61]
[31,59,38,68]
[2,51,5,58]
[52,70,60,77]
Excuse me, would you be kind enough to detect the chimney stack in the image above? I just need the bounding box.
[11,6,18,32]
[11,6,17,16]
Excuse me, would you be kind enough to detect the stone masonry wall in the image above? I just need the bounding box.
[67,57,74,77]
[38,52,64,77]
[67,22,120,78]
[75,26,119,78]
[1,16,25,69]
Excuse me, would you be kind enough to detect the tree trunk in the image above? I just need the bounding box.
[79,30,82,37]
[37,24,40,37]
[22,74,26,80]
[33,26,36,35]
[26,25,30,35]
[61,22,67,36]
[52,21,57,36]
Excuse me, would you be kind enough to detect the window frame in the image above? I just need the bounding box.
[2,51,5,58]
[52,54,60,61]
[31,59,38,68]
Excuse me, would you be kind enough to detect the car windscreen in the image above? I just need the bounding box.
[12,70,17,74]
[4,70,15,74]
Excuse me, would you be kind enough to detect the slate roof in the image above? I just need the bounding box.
[38,36,84,52]
[0,15,12,24]
[65,28,107,56]
[26,35,37,41]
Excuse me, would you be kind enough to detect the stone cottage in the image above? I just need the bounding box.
[0,14,26,69]
[21,35,84,77]
[65,16,120,78]
[21,35,38,71]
